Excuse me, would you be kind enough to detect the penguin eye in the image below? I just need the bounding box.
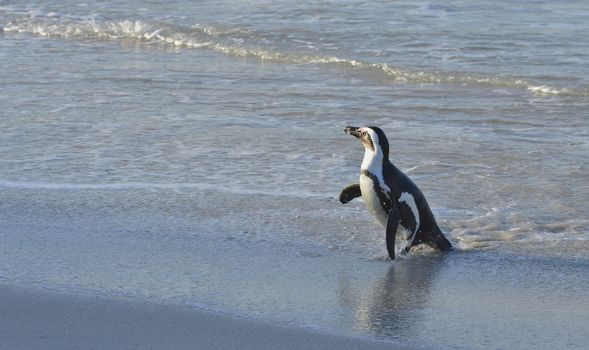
[359,129,367,137]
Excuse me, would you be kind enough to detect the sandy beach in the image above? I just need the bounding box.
[0,285,406,350]
[1,186,588,349]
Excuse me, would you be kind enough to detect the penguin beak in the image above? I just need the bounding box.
[344,126,361,138]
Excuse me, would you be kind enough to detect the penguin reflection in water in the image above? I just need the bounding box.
[340,126,452,259]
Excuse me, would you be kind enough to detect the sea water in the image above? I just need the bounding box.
[1,1,588,349]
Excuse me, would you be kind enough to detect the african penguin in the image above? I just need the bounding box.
[340,126,452,259]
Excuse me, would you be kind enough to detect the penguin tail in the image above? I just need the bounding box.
[419,228,453,252]
[430,235,453,251]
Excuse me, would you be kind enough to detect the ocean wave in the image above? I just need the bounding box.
[3,17,589,97]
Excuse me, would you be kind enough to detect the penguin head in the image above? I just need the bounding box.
[344,126,389,159]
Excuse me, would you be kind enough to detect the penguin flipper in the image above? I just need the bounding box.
[385,204,400,260]
[339,183,361,204]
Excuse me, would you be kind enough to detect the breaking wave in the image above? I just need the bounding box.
[3,16,588,97]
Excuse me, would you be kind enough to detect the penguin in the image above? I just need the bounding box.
[340,126,452,259]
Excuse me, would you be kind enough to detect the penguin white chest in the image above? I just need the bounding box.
[359,171,389,227]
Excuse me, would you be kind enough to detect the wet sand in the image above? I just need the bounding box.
[0,285,406,350]
[1,188,588,349]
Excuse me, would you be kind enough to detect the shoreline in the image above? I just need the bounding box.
[0,285,409,350]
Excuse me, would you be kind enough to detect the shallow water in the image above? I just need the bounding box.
[1,1,588,348]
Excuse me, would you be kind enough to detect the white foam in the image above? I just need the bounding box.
[4,17,585,97]
[527,85,567,95]
[0,179,330,199]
